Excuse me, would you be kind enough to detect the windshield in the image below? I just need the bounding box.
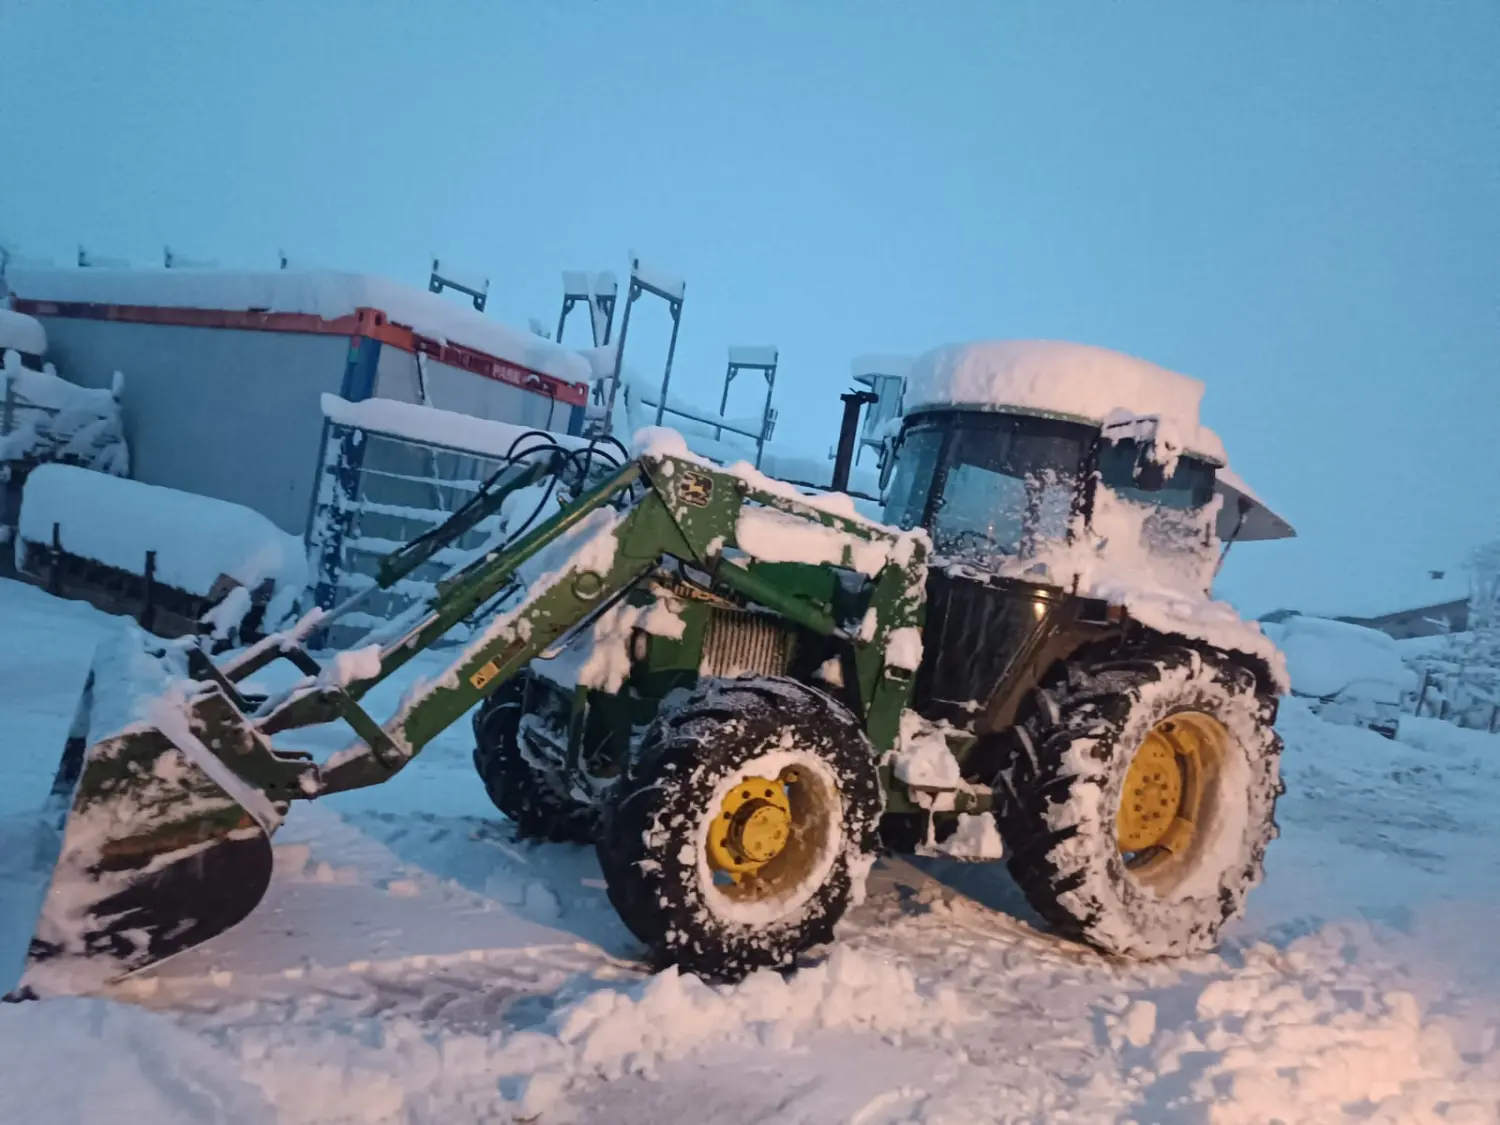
[884,413,1091,568]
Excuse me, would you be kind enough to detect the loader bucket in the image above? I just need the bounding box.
[11,629,283,998]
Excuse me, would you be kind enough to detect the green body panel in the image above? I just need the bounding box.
[180,451,929,802]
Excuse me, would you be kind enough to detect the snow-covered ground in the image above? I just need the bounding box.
[1,577,1496,1124]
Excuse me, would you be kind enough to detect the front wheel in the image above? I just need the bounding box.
[993,646,1283,959]
[472,676,600,844]
[597,676,883,982]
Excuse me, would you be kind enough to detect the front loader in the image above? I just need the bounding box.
[13,432,928,994]
[13,340,1291,994]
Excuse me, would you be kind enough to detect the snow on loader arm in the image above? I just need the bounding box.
[12,440,925,997]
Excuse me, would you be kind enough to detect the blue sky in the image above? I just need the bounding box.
[3,0,1496,616]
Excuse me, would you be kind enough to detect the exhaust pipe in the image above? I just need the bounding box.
[831,390,878,494]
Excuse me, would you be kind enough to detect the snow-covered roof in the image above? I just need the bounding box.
[6,267,591,385]
[0,308,46,356]
[905,340,1226,462]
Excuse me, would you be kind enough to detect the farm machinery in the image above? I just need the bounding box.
[12,340,1289,995]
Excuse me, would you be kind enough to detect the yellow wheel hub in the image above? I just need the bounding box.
[1118,730,1185,852]
[1116,711,1230,866]
[707,773,795,878]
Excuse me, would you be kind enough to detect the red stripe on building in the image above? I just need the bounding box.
[10,299,590,408]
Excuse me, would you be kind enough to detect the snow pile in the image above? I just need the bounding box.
[18,464,308,608]
[905,340,1227,462]
[936,812,1004,859]
[0,997,274,1124]
[1155,934,1489,1125]
[892,709,962,790]
[0,351,128,475]
[1266,615,1417,702]
[34,950,968,1124]
[494,947,966,1119]
[7,267,592,386]
[0,308,46,356]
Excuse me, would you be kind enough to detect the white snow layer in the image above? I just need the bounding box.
[726,344,778,367]
[906,340,1227,462]
[320,394,589,458]
[0,352,128,475]
[892,710,962,789]
[734,504,890,577]
[0,578,1497,1124]
[6,267,592,385]
[629,255,685,301]
[937,813,1005,860]
[1268,615,1418,702]
[0,308,47,355]
[18,464,308,599]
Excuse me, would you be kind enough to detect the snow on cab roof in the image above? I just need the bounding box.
[906,340,1226,463]
[0,308,47,356]
[6,267,591,386]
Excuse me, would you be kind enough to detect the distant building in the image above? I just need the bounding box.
[1261,568,1470,641]
[1336,598,1469,640]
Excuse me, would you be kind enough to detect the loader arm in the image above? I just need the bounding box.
[201,450,927,798]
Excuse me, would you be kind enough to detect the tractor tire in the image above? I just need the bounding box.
[597,676,883,982]
[472,677,598,845]
[992,645,1283,959]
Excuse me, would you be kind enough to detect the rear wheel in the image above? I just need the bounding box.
[597,676,883,982]
[992,646,1282,959]
[472,676,599,844]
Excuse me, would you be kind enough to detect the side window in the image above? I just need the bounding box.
[1098,440,1215,511]
[882,428,943,530]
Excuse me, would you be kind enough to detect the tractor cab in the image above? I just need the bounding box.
[881,406,1220,576]
[873,340,1283,730]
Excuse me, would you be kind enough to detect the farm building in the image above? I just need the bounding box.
[5,268,591,536]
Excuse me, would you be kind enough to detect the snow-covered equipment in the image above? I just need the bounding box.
[15,464,307,640]
[0,350,128,478]
[6,266,593,536]
[12,338,1294,999]
[1264,615,1417,738]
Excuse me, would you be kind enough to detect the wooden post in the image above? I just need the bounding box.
[140,549,157,632]
[1413,669,1432,717]
[48,521,63,596]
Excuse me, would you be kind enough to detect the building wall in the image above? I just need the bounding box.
[36,317,349,534]
[374,346,573,433]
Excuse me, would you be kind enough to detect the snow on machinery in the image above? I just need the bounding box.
[13,338,1293,996]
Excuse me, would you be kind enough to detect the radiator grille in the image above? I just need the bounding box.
[700,610,792,679]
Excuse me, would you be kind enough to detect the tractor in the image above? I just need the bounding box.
[12,339,1289,996]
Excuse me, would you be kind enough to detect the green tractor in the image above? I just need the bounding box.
[12,340,1290,996]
